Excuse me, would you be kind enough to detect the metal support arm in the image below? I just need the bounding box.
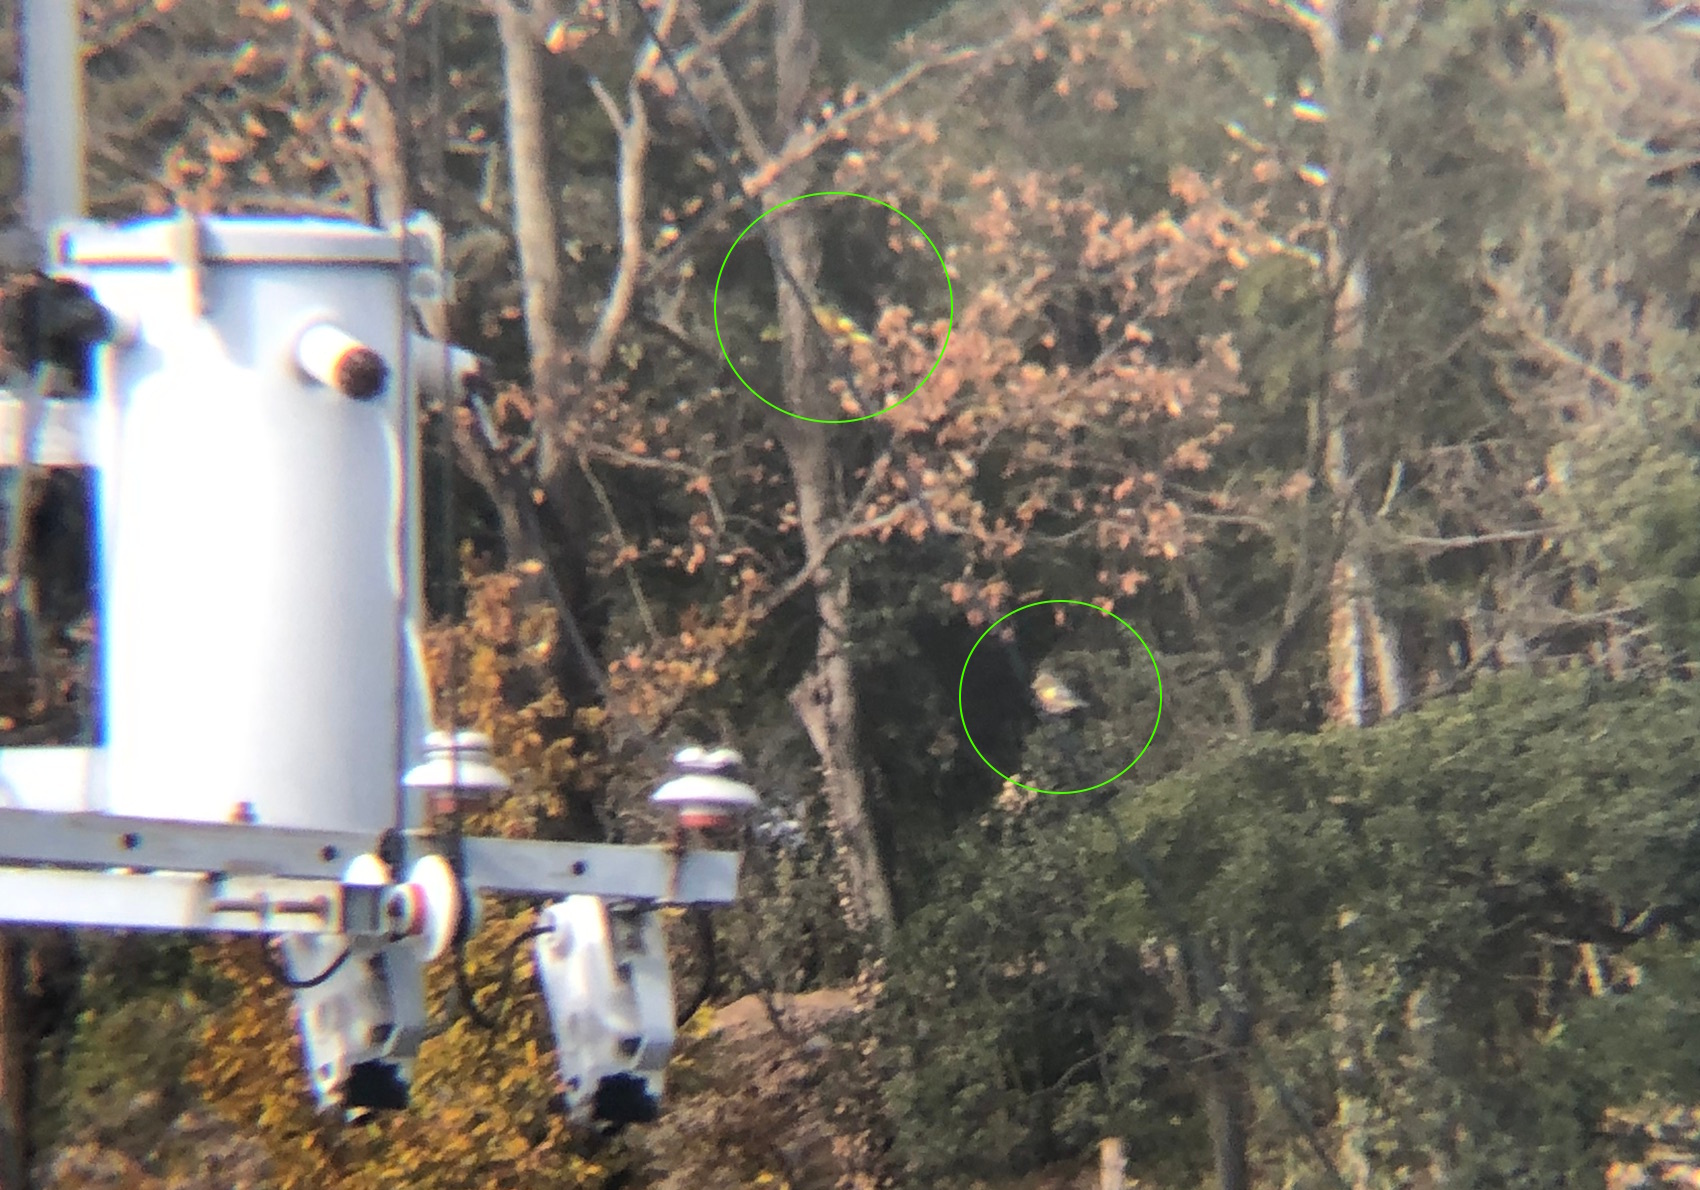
[0,807,745,910]
[0,867,386,935]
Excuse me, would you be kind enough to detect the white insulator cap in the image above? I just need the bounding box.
[650,746,760,829]
[409,333,484,405]
[296,322,389,399]
[403,730,511,802]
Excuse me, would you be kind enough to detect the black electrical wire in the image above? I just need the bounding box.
[422,0,523,1043]
[456,922,555,1034]
[416,0,752,1044]
[260,936,352,990]
[673,906,719,1028]
[386,2,419,850]
[429,0,456,640]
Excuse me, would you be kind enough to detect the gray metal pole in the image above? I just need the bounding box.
[21,0,85,252]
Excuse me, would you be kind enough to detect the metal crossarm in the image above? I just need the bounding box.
[0,808,744,907]
[0,805,372,878]
[0,868,363,935]
[458,836,742,904]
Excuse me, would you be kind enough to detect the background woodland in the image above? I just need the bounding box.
[6,0,1700,1187]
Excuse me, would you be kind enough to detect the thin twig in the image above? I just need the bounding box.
[582,65,653,372]
[578,441,728,536]
[1398,527,1561,551]
[681,0,772,164]
[578,449,661,642]
[638,19,1035,287]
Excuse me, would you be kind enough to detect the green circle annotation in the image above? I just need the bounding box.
[958,599,1164,796]
[712,191,954,425]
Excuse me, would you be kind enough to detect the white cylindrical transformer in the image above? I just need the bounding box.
[54,216,432,832]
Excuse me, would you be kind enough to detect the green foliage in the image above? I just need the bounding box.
[1556,933,1700,1110]
[32,936,237,1164]
[879,671,1700,1185]
[875,810,1200,1187]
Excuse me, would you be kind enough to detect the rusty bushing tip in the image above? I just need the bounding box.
[337,347,389,399]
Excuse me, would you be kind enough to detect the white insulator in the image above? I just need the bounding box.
[404,731,509,820]
[409,333,482,406]
[650,746,760,829]
[400,853,461,962]
[297,322,389,399]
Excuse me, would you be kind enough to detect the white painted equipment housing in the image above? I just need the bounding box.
[0,215,464,831]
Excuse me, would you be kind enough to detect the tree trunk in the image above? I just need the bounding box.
[1098,1137,1126,1190]
[1323,263,1407,727]
[770,0,893,940]
[358,76,406,228]
[787,568,894,937]
[1195,936,1252,1190]
[772,200,893,936]
[490,1,600,699]
[1310,3,1403,1161]
[1203,1070,1251,1190]
[1313,0,1407,728]
[491,3,561,420]
[1405,982,1451,1188]
[1157,927,1253,1190]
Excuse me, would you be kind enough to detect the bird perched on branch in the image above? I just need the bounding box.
[1032,669,1088,716]
[812,301,873,347]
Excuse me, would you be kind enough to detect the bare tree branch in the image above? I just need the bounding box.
[582,65,654,372]
[577,440,728,536]
[578,450,662,643]
[639,30,1019,288]
[682,0,772,163]
[1180,572,1257,734]
[1399,528,1561,553]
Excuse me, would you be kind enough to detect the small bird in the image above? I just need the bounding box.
[812,302,873,347]
[1032,670,1088,715]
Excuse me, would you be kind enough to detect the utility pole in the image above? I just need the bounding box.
[0,6,87,1183]
[21,0,84,243]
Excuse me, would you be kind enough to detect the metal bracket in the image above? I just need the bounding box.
[0,867,347,934]
[0,804,372,878]
[286,853,433,1116]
